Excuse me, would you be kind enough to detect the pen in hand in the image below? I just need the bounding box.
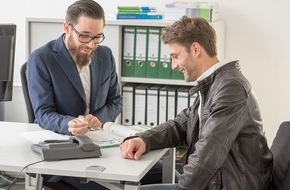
[73,118,95,131]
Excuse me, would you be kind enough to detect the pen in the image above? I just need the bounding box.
[73,119,95,131]
[73,118,82,123]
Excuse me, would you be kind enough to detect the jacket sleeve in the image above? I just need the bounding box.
[139,107,190,153]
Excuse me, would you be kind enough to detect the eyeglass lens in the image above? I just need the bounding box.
[70,24,105,44]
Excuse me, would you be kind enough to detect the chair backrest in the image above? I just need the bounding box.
[20,62,35,123]
[271,121,290,190]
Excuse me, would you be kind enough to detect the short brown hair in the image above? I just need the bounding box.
[65,0,105,25]
[161,16,217,57]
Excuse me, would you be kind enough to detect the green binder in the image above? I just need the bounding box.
[171,70,184,80]
[121,26,136,77]
[134,27,148,78]
[146,27,161,79]
[158,40,171,79]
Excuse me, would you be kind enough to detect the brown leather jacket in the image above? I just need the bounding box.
[139,61,273,190]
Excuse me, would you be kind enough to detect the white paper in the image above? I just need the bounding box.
[20,130,69,144]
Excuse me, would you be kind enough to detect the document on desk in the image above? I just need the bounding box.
[20,123,152,149]
[86,122,153,148]
[20,130,69,144]
[20,130,120,148]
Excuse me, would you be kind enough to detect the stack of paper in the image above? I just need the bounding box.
[116,6,163,20]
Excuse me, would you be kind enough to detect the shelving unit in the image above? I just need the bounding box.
[26,18,225,87]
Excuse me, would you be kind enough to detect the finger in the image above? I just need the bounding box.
[120,144,128,158]
[91,120,102,130]
[126,141,138,159]
[133,147,144,160]
[120,142,133,159]
[84,114,93,123]
[70,125,88,135]
[73,118,88,128]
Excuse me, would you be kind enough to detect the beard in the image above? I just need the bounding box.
[67,35,95,67]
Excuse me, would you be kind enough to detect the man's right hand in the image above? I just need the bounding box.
[67,117,89,136]
[120,137,146,160]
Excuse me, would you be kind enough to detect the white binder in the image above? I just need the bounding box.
[146,85,161,127]
[176,86,191,114]
[134,84,150,125]
[158,86,167,124]
[121,83,138,125]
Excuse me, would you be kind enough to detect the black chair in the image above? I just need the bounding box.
[271,121,290,190]
[20,62,35,123]
[20,62,77,190]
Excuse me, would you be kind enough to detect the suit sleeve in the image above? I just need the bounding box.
[27,52,74,135]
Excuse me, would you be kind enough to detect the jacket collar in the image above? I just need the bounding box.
[189,60,239,95]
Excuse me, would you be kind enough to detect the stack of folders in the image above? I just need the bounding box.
[116,6,163,20]
[121,83,197,127]
[165,1,219,22]
[121,26,184,80]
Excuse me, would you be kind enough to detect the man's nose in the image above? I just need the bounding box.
[172,60,178,70]
[86,40,96,48]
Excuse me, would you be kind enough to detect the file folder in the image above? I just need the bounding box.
[167,85,177,120]
[171,70,184,80]
[146,27,161,79]
[159,41,172,79]
[176,86,191,114]
[121,26,136,77]
[121,83,138,125]
[161,85,177,121]
[134,27,148,78]
[134,84,151,125]
[158,85,167,124]
[146,85,162,127]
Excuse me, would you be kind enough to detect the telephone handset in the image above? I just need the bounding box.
[31,135,102,161]
[69,136,95,151]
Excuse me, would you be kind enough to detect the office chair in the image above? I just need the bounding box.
[271,121,290,190]
[20,62,35,123]
[20,62,77,190]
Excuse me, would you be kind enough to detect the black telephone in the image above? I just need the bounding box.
[31,136,102,161]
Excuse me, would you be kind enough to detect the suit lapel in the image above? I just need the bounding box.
[89,54,102,112]
[53,35,87,103]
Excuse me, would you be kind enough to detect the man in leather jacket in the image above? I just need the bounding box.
[120,16,273,190]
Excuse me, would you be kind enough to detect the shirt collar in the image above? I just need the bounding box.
[193,59,233,85]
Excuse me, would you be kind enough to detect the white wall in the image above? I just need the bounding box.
[1,0,290,145]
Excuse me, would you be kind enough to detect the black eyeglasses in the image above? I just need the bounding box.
[70,24,105,44]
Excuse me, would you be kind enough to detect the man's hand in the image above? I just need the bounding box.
[120,137,146,160]
[84,114,102,131]
[68,116,89,136]
[67,114,102,135]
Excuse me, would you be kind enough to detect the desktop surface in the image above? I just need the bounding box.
[0,121,169,183]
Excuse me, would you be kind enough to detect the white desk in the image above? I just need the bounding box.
[0,121,174,190]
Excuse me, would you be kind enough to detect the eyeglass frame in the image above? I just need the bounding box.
[69,24,105,44]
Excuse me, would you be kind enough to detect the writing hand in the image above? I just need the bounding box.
[67,117,89,136]
[84,114,102,131]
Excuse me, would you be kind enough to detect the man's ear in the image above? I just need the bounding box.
[191,42,201,56]
[63,22,70,34]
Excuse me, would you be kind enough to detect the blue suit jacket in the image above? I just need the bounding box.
[27,34,122,135]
